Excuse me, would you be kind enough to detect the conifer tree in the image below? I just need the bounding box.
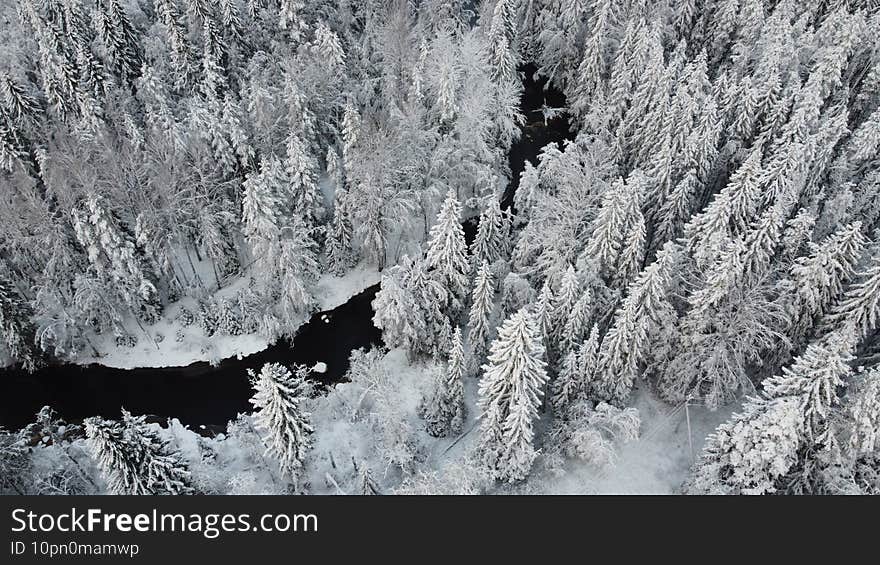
[94,0,141,84]
[533,279,555,345]
[828,251,880,339]
[487,0,518,84]
[0,272,41,372]
[285,131,322,223]
[326,192,354,276]
[582,177,642,280]
[551,264,580,343]
[425,190,470,316]
[562,289,593,356]
[71,193,160,321]
[422,327,466,437]
[470,198,508,271]
[478,307,549,483]
[85,410,194,495]
[785,222,866,344]
[594,243,681,406]
[249,363,314,485]
[468,260,496,361]
[689,333,855,494]
[373,256,450,359]
[550,349,581,415]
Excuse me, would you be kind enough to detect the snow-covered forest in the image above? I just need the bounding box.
[2,0,880,495]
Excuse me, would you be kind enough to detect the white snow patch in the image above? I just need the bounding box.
[312,362,327,373]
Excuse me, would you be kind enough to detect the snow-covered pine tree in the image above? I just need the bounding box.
[275,215,320,323]
[615,210,646,289]
[561,288,593,356]
[285,129,322,223]
[422,327,466,437]
[569,0,617,118]
[85,410,194,495]
[425,190,470,317]
[341,101,360,172]
[468,260,496,363]
[326,191,354,276]
[827,250,880,339]
[684,146,765,268]
[784,222,866,345]
[594,242,681,406]
[688,332,856,495]
[373,255,450,360]
[487,0,518,84]
[0,272,41,372]
[550,349,580,415]
[154,0,190,85]
[71,193,160,322]
[846,367,880,464]
[93,0,141,84]
[477,307,549,482]
[581,176,642,281]
[533,278,555,345]
[215,298,242,336]
[242,157,284,261]
[470,197,508,271]
[248,363,313,486]
[551,264,580,345]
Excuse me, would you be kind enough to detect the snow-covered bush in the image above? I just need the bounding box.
[198,301,219,337]
[394,454,494,495]
[176,307,195,328]
[544,402,640,474]
[0,428,30,495]
[500,272,536,317]
[307,349,430,491]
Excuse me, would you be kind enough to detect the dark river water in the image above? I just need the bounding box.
[0,66,572,433]
[0,286,381,431]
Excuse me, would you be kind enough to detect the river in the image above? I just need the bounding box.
[0,66,572,433]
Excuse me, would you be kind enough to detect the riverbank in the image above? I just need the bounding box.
[73,264,380,370]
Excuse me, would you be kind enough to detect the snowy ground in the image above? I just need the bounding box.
[77,265,380,369]
[531,389,737,494]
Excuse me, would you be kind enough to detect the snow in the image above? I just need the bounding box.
[312,362,327,373]
[76,263,380,369]
[528,389,737,494]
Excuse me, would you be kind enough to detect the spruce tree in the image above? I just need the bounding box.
[478,307,549,482]
[85,410,194,495]
[373,255,450,360]
[326,192,354,276]
[425,190,470,316]
[828,251,880,339]
[470,198,508,271]
[249,363,314,486]
[550,349,581,415]
[552,264,580,343]
[689,333,855,494]
[422,327,466,437]
[0,272,41,372]
[595,243,680,406]
[785,222,866,343]
[467,260,496,362]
